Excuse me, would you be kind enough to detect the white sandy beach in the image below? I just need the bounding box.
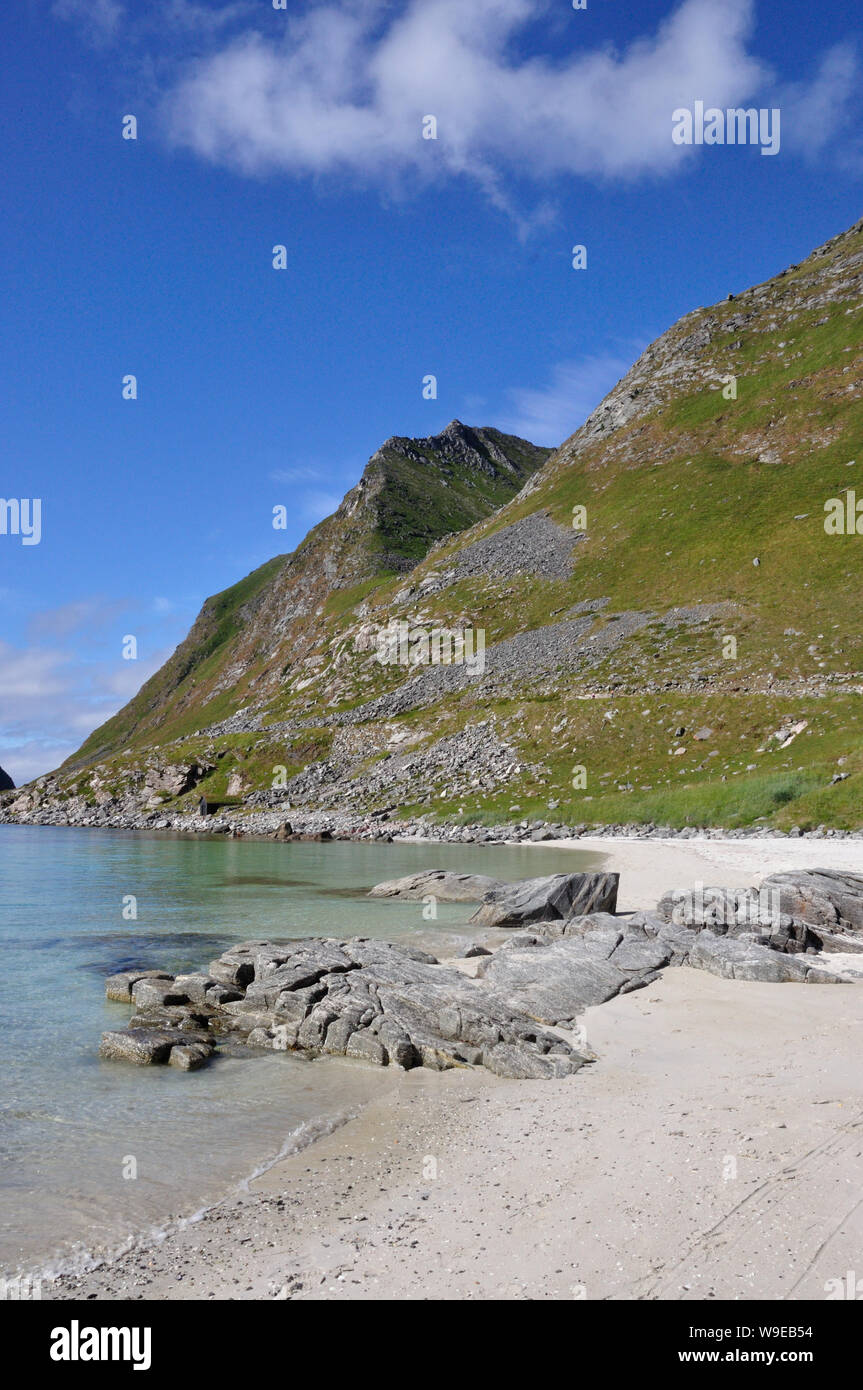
[550,834,863,911]
[50,836,863,1302]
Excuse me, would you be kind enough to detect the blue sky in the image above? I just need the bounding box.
[1,0,861,783]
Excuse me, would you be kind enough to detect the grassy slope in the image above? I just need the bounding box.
[46,221,863,830]
[346,222,863,829]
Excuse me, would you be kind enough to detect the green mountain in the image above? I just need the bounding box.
[6,215,863,832]
[66,422,550,767]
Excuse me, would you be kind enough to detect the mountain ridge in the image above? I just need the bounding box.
[5,214,863,832]
[61,421,550,769]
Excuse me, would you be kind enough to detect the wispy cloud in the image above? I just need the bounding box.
[0,638,171,787]
[158,0,253,36]
[269,463,352,522]
[269,464,325,485]
[778,41,861,160]
[54,0,252,45]
[301,489,343,521]
[52,0,125,46]
[502,353,635,447]
[28,597,129,642]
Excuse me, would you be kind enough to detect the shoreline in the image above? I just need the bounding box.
[47,965,863,1302]
[4,802,863,846]
[41,833,863,1302]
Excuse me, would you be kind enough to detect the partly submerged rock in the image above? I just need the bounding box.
[99,1025,215,1067]
[99,1029,175,1065]
[168,1042,213,1070]
[104,969,174,1003]
[369,869,500,901]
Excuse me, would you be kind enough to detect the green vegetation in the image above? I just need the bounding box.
[42,219,863,831]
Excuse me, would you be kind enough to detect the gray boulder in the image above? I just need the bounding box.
[658,871,863,955]
[105,969,174,1003]
[131,976,190,1009]
[470,871,619,928]
[173,972,243,1005]
[685,930,826,983]
[761,870,863,952]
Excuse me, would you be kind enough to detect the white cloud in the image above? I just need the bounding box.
[159,0,854,207]
[0,638,170,785]
[1,740,80,789]
[0,644,72,700]
[501,353,634,447]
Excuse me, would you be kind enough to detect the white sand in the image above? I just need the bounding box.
[550,834,863,911]
[49,837,863,1302]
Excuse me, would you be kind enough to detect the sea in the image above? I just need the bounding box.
[0,823,598,1280]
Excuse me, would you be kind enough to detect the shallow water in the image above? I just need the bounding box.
[0,824,600,1276]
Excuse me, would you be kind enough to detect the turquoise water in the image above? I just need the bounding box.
[0,824,599,1277]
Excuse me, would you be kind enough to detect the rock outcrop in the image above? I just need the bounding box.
[657,869,863,955]
[101,936,588,1079]
[476,914,672,1023]
[480,906,857,1027]
[761,870,863,952]
[469,871,620,928]
[98,870,863,1078]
